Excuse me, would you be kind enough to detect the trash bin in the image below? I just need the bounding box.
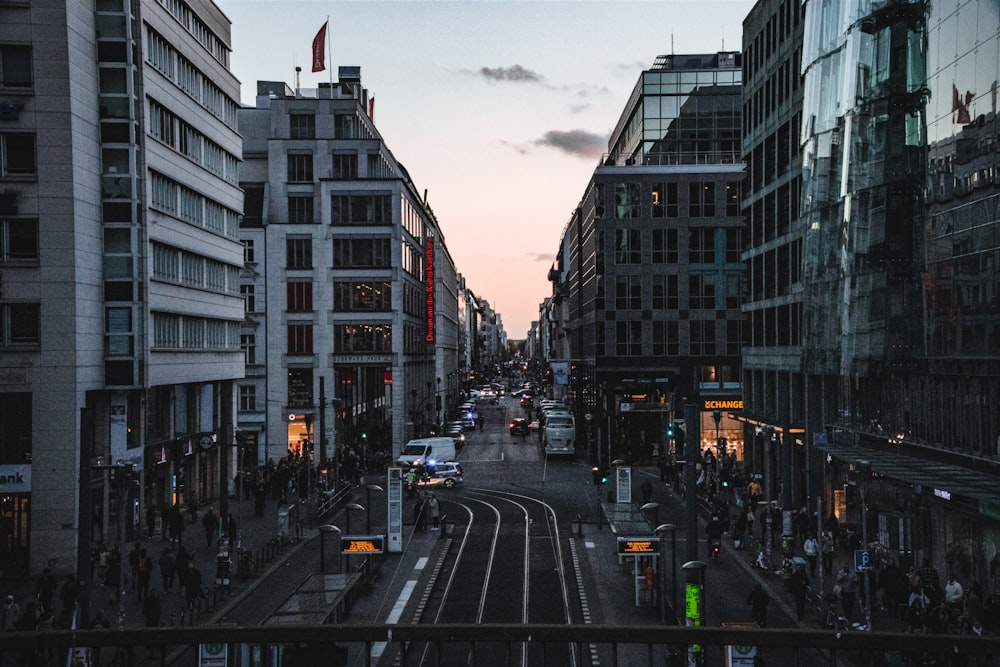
[443,520,454,537]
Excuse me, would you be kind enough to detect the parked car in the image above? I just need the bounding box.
[416,461,464,488]
[509,418,529,436]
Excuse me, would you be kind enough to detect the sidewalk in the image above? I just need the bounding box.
[0,492,308,630]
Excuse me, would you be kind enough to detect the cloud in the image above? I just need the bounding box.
[527,251,556,263]
[534,129,607,159]
[478,65,543,83]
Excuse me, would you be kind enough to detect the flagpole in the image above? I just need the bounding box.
[327,15,333,87]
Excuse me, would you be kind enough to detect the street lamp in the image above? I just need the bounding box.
[345,503,365,535]
[364,484,384,534]
[640,502,660,529]
[656,523,678,625]
[319,524,340,574]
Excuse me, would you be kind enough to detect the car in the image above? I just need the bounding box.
[416,461,464,488]
[509,418,529,436]
[461,415,477,430]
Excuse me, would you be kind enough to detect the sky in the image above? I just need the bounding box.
[214,0,756,337]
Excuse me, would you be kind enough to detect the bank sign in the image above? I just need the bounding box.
[0,464,31,493]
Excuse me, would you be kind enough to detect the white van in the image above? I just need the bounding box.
[543,412,576,455]
[396,437,457,467]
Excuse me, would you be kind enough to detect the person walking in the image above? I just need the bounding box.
[159,547,176,592]
[837,565,858,622]
[790,563,810,621]
[803,533,820,577]
[35,567,57,614]
[2,594,20,632]
[202,508,218,549]
[184,566,202,609]
[136,548,152,601]
[747,582,770,627]
[820,531,835,575]
[427,494,441,529]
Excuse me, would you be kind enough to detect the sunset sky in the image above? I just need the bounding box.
[215,0,756,337]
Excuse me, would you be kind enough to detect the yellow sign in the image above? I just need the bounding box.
[702,399,743,410]
[617,537,659,554]
[341,536,384,554]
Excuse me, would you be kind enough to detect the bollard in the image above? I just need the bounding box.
[576,513,584,538]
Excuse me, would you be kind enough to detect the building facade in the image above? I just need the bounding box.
[0,0,244,574]
[237,71,459,472]
[550,53,747,470]
[743,0,1000,581]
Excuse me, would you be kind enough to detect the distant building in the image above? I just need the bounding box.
[237,70,458,467]
[0,0,244,574]
[550,52,746,466]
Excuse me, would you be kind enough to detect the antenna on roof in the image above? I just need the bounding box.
[722,27,725,51]
[671,34,674,56]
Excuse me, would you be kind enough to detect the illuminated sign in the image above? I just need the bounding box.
[425,238,435,342]
[702,399,743,411]
[617,537,659,554]
[341,535,385,554]
[686,582,703,653]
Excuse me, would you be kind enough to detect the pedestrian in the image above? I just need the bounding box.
[146,503,157,539]
[58,574,79,613]
[790,563,810,621]
[175,545,191,589]
[837,565,857,622]
[827,512,840,548]
[184,566,202,609]
[413,495,426,532]
[127,542,141,591]
[879,558,902,616]
[803,533,819,577]
[167,504,184,545]
[136,548,152,601]
[734,508,748,550]
[159,547,176,592]
[640,478,653,505]
[35,567,56,614]
[747,582,769,627]
[142,590,161,627]
[2,594,20,632]
[820,531,835,575]
[202,508,217,549]
[945,574,964,612]
[104,544,121,598]
[427,494,441,529]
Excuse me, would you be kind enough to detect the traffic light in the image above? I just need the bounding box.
[666,423,675,439]
[361,431,367,441]
[600,467,609,485]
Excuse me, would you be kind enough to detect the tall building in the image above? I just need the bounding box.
[0,0,244,574]
[743,0,1000,578]
[237,70,459,471]
[550,53,746,469]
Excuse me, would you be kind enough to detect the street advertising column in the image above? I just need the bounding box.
[683,560,707,667]
[616,465,631,504]
[387,467,403,552]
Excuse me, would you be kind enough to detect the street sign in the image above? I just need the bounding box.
[854,549,872,572]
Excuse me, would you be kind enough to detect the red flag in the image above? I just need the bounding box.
[311,21,327,73]
[368,97,375,122]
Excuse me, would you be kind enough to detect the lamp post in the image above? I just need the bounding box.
[319,524,339,574]
[656,523,678,624]
[858,459,872,631]
[640,502,660,530]
[364,484,384,534]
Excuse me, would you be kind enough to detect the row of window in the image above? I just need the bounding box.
[151,242,241,294]
[288,110,367,141]
[604,227,743,266]
[149,100,239,184]
[594,319,742,357]
[610,274,740,311]
[152,312,241,349]
[149,171,240,239]
[607,181,741,219]
[145,28,239,130]
[154,0,231,68]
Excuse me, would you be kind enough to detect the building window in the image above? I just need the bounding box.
[241,184,264,226]
[332,238,390,268]
[242,239,254,264]
[288,324,313,354]
[332,153,358,179]
[690,320,716,355]
[726,181,741,216]
[0,45,32,88]
[287,280,313,311]
[725,228,743,263]
[1,133,35,176]
[289,112,315,139]
[287,367,314,406]
[614,183,641,219]
[726,319,742,355]
[241,333,256,364]
[1,303,39,345]
[288,196,314,224]
[689,228,715,264]
[652,274,678,310]
[334,323,392,353]
[689,275,715,309]
[331,193,392,225]
[334,281,392,311]
[615,320,642,356]
[335,113,357,138]
[287,153,313,182]
[651,228,678,264]
[1,218,38,261]
[240,284,255,312]
[689,181,716,217]
[652,320,678,356]
[238,385,257,411]
[614,229,641,264]
[615,275,642,310]
[286,237,312,269]
[651,182,678,218]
